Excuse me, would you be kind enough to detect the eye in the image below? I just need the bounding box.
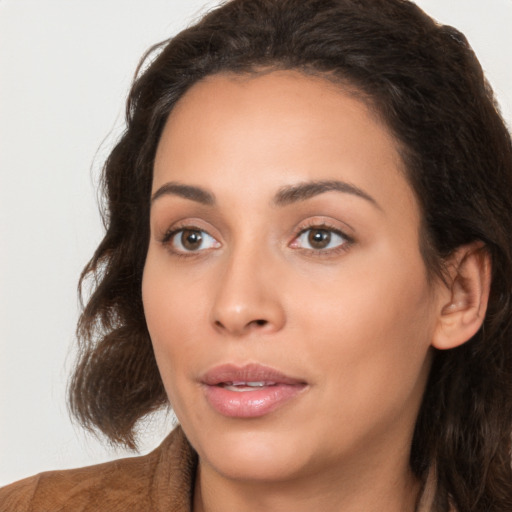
[166,228,220,253]
[293,227,349,251]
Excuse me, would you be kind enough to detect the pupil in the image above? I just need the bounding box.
[308,229,331,249]
[182,230,202,250]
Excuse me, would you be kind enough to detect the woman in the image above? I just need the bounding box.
[1,0,511,510]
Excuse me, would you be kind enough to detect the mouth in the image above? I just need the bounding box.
[200,363,307,418]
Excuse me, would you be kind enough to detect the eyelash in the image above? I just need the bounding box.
[160,222,353,257]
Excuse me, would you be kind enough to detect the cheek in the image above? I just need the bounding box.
[293,251,435,416]
[143,244,211,333]
[141,254,207,393]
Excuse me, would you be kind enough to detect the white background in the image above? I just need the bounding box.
[1,0,511,486]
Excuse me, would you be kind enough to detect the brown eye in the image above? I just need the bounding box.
[294,226,348,252]
[181,229,203,250]
[307,229,331,249]
[169,228,220,253]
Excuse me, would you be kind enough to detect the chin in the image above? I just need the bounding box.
[188,418,314,483]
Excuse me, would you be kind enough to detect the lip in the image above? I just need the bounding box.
[200,363,308,418]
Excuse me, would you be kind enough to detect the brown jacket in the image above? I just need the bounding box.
[0,427,196,512]
[1,427,443,512]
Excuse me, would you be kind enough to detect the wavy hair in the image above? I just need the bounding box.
[69,1,512,510]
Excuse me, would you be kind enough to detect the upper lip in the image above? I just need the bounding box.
[200,363,306,386]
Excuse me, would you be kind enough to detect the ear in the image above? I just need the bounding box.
[431,242,491,350]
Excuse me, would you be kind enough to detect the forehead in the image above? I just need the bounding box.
[153,70,417,221]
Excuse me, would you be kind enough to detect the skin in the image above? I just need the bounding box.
[142,70,468,512]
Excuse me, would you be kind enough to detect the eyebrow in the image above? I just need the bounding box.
[273,180,380,209]
[151,182,215,205]
[151,179,380,209]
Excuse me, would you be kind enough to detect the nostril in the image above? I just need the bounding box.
[212,314,276,334]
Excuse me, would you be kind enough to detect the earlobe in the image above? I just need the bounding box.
[432,242,491,350]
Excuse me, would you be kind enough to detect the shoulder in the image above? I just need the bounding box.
[0,427,196,512]
[0,450,159,512]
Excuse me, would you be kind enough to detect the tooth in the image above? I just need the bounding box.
[225,386,248,392]
[219,381,278,391]
[228,381,267,387]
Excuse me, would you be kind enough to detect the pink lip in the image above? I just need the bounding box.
[200,363,307,418]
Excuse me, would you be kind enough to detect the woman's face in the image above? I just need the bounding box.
[143,71,443,485]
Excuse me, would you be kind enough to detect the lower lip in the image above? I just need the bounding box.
[202,384,306,418]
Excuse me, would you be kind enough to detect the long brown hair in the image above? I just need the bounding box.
[69,1,512,510]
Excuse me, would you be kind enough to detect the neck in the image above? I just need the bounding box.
[193,451,422,512]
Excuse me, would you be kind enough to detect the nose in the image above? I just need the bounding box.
[210,246,286,337]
